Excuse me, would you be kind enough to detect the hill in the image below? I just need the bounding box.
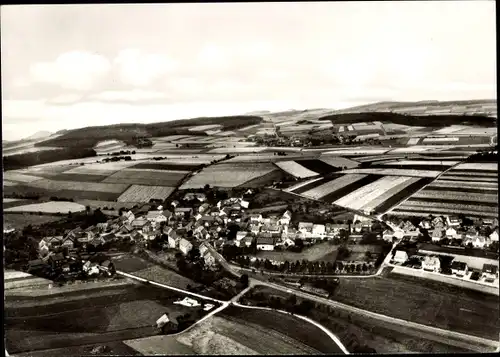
[35,115,263,149]
[23,131,53,141]
[317,112,496,127]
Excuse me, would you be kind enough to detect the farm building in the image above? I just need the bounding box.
[236,236,254,248]
[451,260,468,277]
[382,229,394,242]
[482,264,498,281]
[489,229,498,242]
[393,250,409,264]
[179,238,193,255]
[146,210,172,224]
[298,222,314,236]
[250,214,263,223]
[422,256,441,273]
[431,228,445,242]
[257,237,275,251]
[446,216,461,227]
[131,218,148,228]
[445,227,458,239]
[280,210,292,225]
[326,223,350,235]
[202,249,217,268]
[312,224,326,237]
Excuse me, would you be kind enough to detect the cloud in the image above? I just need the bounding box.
[196,43,230,69]
[114,49,178,87]
[29,51,111,91]
[89,89,170,103]
[46,93,84,105]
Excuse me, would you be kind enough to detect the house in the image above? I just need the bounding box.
[445,227,458,239]
[179,238,193,255]
[240,200,250,209]
[90,236,105,247]
[199,203,210,214]
[401,220,416,232]
[102,233,117,244]
[175,207,192,218]
[432,216,444,226]
[256,237,275,251]
[466,235,490,249]
[431,228,445,242]
[393,250,408,264]
[434,220,446,230]
[446,215,461,227]
[3,223,15,234]
[61,236,75,249]
[422,256,441,273]
[202,249,217,268]
[312,224,326,237]
[123,210,135,223]
[219,206,232,217]
[49,253,66,270]
[146,210,172,224]
[249,224,261,235]
[489,229,499,242]
[249,214,262,223]
[419,220,432,230]
[236,236,254,247]
[119,224,134,235]
[236,231,248,241]
[482,264,499,281]
[279,210,292,226]
[262,224,281,237]
[326,223,349,235]
[298,222,313,236]
[131,218,148,229]
[168,231,180,249]
[96,222,109,232]
[171,200,180,208]
[382,229,394,242]
[130,231,142,242]
[451,260,468,277]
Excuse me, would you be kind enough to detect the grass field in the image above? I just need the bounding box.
[103,169,187,186]
[5,284,200,354]
[13,341,142,357]
[28,179,130,193]
[4,201,86,214]
[331,272,500,340]
[117,185,176,202]
[4,213,63,230]
[254,242,339,263]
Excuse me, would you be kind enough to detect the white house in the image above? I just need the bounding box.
[382,229,394,242]
[445,227,458,239]
[466,236,490,249]
[123,211,135,224]
[168,231,180,249]
[298,222,313,237]
[393,250,408,264]
[393,230,405,240]
[179,238,193,255]
[422,256,441,273]
[202,250,217,268]
[199,203,210,214]
[146,210,171,224]
[256,237,275,251]
[312,224,326,237]
[451,260,468,277]
[489,229,499,242]
[156,314,170,329]
[240,200,250,209]
[236,231,248,241]
[446,215,461,227]
[482,264,499,281]
[236,236,253,248]
[419,220,432,230]
[279,210,292,226]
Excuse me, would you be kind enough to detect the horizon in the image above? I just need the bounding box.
[2,2,496,141]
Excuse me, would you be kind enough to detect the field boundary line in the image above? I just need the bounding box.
[232,301,350,354]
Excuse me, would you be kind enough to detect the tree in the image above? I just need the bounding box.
[362,263,368,272]
[337,261,343,271]
[355,264,361,272]
[365,251,372,260]
[240,274,249,287]
[204,184,211,191]
[187,247,201,262]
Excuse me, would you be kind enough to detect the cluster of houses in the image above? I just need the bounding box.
[383,215,499,249]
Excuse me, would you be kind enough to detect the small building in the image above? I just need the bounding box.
[445,227,458,239]
[489,229,499,242]
[256,237,275,251]
[198,203,210,214]
[249,224,261,235]
[168,231,180,249]
[131,218,148,228]
[49,253,66,270]
[249,214,263,223]
[202,249,217,268]
[236,235,254,248]
[179,238,193,255]
[175,207,193,217]
[298,222,313,235]
[419,220,432,230]
[422,256,441,273]
[431,228,445,242]
[446,215,461,227]
[146,210,172,224]
[312,224,326,237]
[61,236,75,249]
[393,250,409,264]
[171,200,180,208]
[382,229,394,242]
[240,200,250,209]
[326,223,350,235]
[236,231,248,241]
[465,235,490,249]
[482,264,499,281]
[451,260,468,277]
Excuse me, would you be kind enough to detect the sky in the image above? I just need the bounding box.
[1,1,496,141]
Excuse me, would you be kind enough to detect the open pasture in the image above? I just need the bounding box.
[254,241,339,262]
[334,176,417,211]
[117,185,176,203]
[275,160,319,178]
[28,179,130,193]
[301,174,368,200]
[103,169,187,186]
[76,200,138,210]
[331,273,500,340]
[180,162,276,189]
[340,167,443,178]
[3,172,44,183]
[4,201,86,214]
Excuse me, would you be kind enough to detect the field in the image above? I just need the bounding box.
[180,162,276,189]
[330,272,500,340]
[4,213,63,230]
[117,185,176,202]
[208,147,266,154]
[5,283,205,354]
[334,176,421,212]
[102,169,187,186]
[3,172,44,183]
[301,174,369,200]
[131,162,203,171]
[254,242,339,263]
[319,155,360,169]
[28,178,130,193]
[340,167,443,178]
[4,201,86,214]
[274,160,319,178]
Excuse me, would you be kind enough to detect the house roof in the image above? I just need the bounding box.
[423,256,440,266]
[257,237,275,245]
[250,213,262,218]
[298,222,313,229]
[176,207,192,212]
[50,253,65,261]
[451,261,467,270]
[179,238,193,246]
[482,264,498,274]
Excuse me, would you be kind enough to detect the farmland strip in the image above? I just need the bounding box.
[117,185,175,203]
[28,179,129,193]
[392,205,498,218]
[285,177,324,193]
[420,186,498,194]
[320,174,382,203]
[131,162,203,171]
[454,163,498,171]
[294,159,340,175]
[412,190,498,203]
[361,177,421,212]
[302,174,368,200]
[340,168,442,178]
[103,170,187,186]
[379,160,459,166]
[275,161,319,178]
[429,180,498,189]
[369,164,452,171]
[291,177,335,194]
[446,169,498,176]
[334,176,411,210]
[31,173,110,182]
[372,178,434,214]
[438,175,497,183]
[389,209,497,219]
[405,197,498,208]
[319,156,359,169]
